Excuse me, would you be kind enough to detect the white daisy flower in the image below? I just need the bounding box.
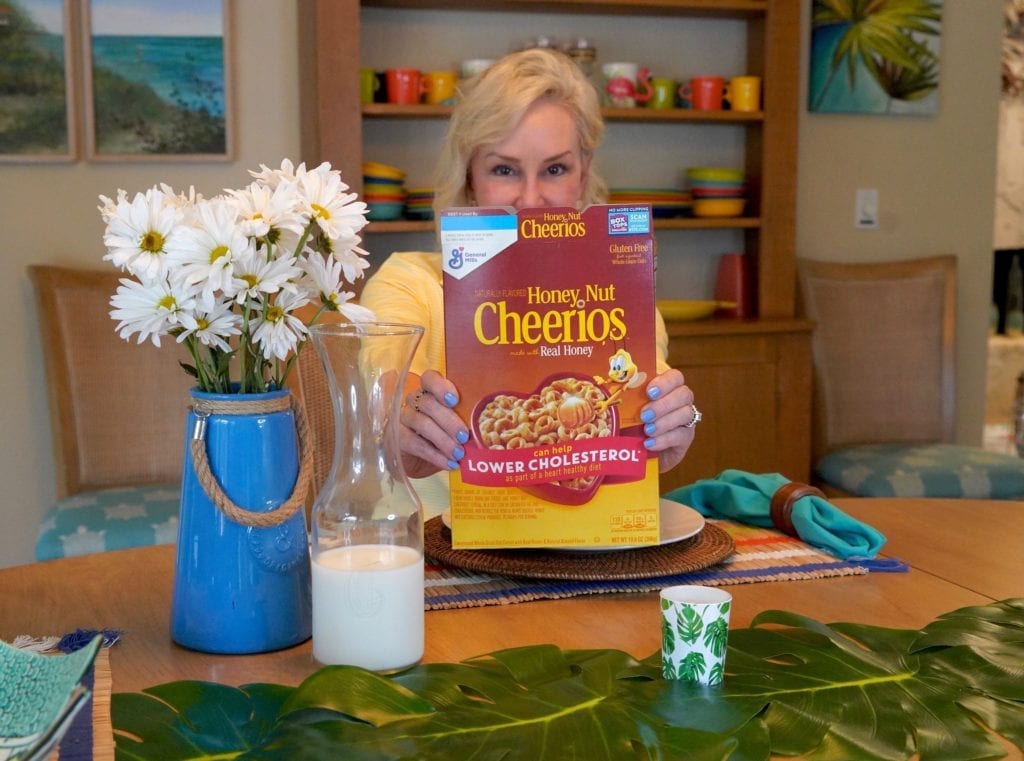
[100,159,373,394]
[251,289,310,361]
[303,252,375,322]
[97,189,129,223]
[295,162,369,243]
[158,183,205,214]
[226,180,305,242]
[166,198,249,310]
[230,244,303,304]
[109,276,197,347]
[176,299,241,353]
[248,158,301,190]
[332,239,372,283]
[102,188,182,282]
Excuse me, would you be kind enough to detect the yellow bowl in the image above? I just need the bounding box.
[657,299,737,321]
[362,161,406,180]
[692,198,746,218]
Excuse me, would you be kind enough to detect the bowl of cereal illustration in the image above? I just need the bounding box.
[470,372,620,506]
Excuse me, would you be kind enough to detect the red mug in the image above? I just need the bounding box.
[678,76,727,111]
[385,68,424,105]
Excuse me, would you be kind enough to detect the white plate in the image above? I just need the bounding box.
[440,498,704,552]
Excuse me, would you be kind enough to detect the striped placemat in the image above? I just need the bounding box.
[424,519,873,610]
[49,647,113,761]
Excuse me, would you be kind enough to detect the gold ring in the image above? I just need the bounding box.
[412,390,428,413]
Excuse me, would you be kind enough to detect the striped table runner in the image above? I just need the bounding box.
[424,520,878,610]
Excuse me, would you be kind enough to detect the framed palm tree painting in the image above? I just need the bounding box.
[83,0,233,160]
[809,0,943,115]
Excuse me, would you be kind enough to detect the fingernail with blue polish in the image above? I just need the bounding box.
[453,446,465,460]
[456,429,470,444]
[647,386,662,400]
[641,408,655,423]
[644,438,656,449]
[447,459,460,470]
[644,423,656,437]
[444,391,458,407]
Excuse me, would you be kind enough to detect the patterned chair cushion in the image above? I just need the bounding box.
[815,443,1024,499]
[35,485,180,561]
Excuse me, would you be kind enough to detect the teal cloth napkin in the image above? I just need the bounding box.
[664,469,886,560]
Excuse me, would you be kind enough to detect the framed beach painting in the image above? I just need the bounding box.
[0,0,78,162]
[808,0,943,116]
[83,0,233,161]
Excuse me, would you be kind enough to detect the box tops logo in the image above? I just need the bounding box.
[607,206,651,236]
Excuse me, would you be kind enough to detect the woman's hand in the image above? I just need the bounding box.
[640,368,698,473]
[398,369,470,479]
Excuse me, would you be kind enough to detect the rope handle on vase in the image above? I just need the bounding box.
[188,393,313,528]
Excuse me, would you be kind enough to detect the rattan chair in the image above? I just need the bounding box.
[797,255,1024,498]
[29,264,193,559]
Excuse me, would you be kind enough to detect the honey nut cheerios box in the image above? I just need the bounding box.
[441,204,660,549]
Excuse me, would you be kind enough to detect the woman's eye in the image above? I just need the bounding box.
[491,164,516,177]
[546,163,569,177]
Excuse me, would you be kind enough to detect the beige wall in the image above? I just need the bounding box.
[797,0,1002,444]
[0,2,1003,567]
[0,1,301,567]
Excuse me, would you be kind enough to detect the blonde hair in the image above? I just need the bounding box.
[433,48,607,218]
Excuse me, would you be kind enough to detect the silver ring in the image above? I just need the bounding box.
[683,405,702,429]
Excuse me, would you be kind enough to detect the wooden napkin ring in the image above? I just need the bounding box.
[769,482,826,537]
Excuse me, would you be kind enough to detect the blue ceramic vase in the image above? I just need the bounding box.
[171,387,312,653]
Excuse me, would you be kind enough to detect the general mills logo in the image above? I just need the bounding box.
[448,247,465,269]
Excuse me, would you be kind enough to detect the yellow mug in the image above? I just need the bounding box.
[726,75,761,112]
[423,70,458,105]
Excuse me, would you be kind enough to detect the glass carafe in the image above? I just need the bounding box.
[307,322,425,672]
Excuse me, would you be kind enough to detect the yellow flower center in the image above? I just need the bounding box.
[209,244,229,264]
[266,304,284,324]
[242,274,259,289]
[141,231,165,253]
[311,203,331,220]
[196,316,210,330]
[157,295,177,311]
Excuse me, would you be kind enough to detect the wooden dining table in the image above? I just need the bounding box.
[1,497,1019,697]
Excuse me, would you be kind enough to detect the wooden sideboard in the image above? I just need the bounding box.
[659,317,812,492]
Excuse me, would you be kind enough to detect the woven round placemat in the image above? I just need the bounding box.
[424,517,735,581]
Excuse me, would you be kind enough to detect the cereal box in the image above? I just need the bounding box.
[441,204,660,549]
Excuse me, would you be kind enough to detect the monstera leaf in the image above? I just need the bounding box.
[112,599,1024,760]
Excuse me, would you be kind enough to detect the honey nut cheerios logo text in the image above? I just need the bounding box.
[474,282,625,346]
[518,212,587,239]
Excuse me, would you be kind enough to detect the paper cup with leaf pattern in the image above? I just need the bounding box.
[660,585,731,684]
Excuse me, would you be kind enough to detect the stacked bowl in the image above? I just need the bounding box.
[404,187,435,220]
[685,167,746,218]
[363,161,406,221]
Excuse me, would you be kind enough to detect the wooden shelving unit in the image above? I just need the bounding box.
[297,0,811,483]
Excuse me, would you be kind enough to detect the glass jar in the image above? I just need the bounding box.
[307,323,425,672]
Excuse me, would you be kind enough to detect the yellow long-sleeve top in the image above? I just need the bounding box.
[360,251,671,378]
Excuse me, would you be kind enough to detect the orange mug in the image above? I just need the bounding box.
[725,76,762,112]
[678,76,727,111]
[422,70,458,105]
[385,68,424,105]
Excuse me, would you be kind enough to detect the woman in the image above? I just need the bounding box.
[361,48,699,485]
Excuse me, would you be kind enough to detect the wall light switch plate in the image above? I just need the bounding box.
[855,188,879,229]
